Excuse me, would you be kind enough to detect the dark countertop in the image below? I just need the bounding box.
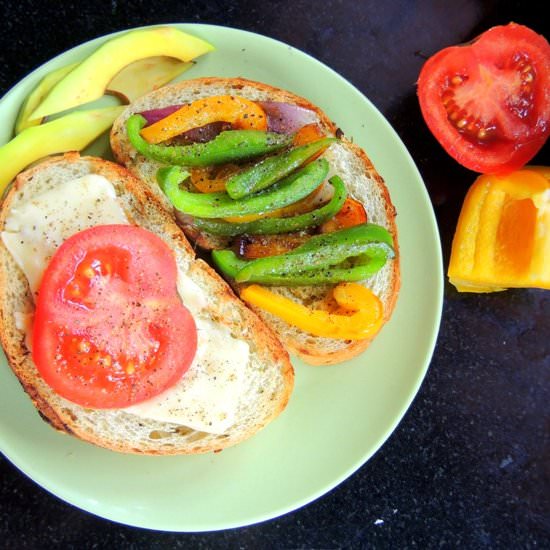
[0,1,548,548]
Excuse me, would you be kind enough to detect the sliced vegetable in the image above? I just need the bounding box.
[157,159,329,218]
[320,196,368,233]
[188,175,346,236]
[30,27,213,120]
[235,233,311,259]
[15,63,78,134]
[223,178,334,223]
[212,223,394,285]
[139,104,183,125]
[127,114,291,166]
[448,168,550,291]
[32,225,197,409]
[190,163,240,193]
[140,95,267,144]
[212,248,388,285]
[292,123,326,146]
[417,22,550,174]
[240,283,383,340]
[259,101,319,134]
[225,137,337,199]
[0,105,125,196]
[106,56,192,103]
[172,121,233,144]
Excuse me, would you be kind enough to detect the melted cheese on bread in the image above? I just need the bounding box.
[1,174,248,434]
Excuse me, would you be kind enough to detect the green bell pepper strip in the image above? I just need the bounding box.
[126,114,292,166]
[225,137,337,199]
[210,223,395,285]
[188,175,347,236]
[157,158,329,219]
[235,240,393,282]
[211,248,389,285]
[291,222,393,253]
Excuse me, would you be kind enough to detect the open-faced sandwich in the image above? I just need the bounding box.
[0,153,293,454]
[110,77,400,365]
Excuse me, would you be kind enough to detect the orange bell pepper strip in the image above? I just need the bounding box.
[293,123,326,146]
[140,95,267,144]
[241,282,384,340]
[319,197,367,233]
[448,168,550,292]
[189,164,240,193]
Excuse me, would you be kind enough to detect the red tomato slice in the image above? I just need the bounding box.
[32,225,197,409]
[417,23,550,174]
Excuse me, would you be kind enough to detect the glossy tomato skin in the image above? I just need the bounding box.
[418,23,550,174]
[32,225,197,409]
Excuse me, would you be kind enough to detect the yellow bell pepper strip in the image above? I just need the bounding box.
[127,114,291,166]
[240,283,384,340]
[140,95,267,144]
[448,168,550,292]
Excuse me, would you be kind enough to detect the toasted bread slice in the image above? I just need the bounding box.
[110,77,400,365]
[0,152,293,454]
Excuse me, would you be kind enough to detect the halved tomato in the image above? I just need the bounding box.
[417,23,550,174]
[32,225,197,409]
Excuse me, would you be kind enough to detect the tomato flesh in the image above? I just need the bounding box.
[32,225,197,409]
[418,23,550,173]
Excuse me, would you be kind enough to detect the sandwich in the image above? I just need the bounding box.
[110,77,400,365]
[0,152,293,454]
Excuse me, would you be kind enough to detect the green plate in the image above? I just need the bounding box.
[0,24,443,531]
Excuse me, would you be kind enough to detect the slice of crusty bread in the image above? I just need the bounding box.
[110,77,400,365]
[0,152,293,454]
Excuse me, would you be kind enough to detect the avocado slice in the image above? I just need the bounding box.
[0,106,125,195]
[106,56,193,103]
[15,63,78,134]
[17,55,192,134]
[29,27,214,120]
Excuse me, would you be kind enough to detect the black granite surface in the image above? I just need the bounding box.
[0,1,548,548]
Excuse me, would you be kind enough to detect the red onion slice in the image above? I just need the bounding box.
[259,101,319,134]
[171,121,233,144]
[138,104,183,126]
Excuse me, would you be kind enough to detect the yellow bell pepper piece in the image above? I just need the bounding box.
[240,282,383,340]
[448,168,550,292]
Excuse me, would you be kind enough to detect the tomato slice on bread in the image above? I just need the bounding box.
[32,225,197,409]
[417,22,550,174]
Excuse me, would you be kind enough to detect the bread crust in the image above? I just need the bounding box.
[110,77,400,366]
[0,152,294,454]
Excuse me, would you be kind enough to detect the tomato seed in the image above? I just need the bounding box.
[451,75,464,86]
[78,340,91,353]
